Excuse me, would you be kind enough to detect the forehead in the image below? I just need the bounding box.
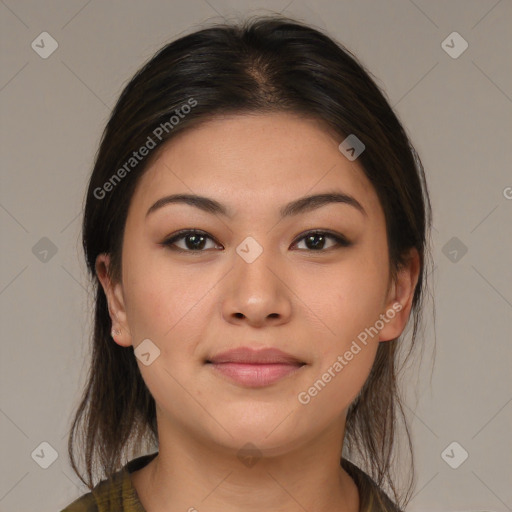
[128,112,383,222]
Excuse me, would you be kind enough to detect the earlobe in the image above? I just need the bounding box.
[378,248,420,342]
[95,253,133,347]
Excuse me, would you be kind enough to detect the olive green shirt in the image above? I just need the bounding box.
[61,453,402,512]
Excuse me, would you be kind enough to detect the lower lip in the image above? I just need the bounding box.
[208,362,304,387]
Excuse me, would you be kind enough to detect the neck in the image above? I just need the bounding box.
[131,414,359,512]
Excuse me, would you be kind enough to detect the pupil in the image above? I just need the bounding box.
[186,234,206,250]
[306,234,324,250]
[183,233,327,251]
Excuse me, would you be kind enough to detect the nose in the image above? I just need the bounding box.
[221,244,293,328]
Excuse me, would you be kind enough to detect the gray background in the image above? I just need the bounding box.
[1,1,511,511]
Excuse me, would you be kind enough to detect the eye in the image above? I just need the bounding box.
[292,230,352,251]
[162,229,351,253]
[161,229,221,253]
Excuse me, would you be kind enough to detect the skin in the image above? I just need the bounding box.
[96,112,420,512]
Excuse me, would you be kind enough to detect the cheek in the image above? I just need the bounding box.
[122,253,203,341]
[295,255,388,351]
[296,265,382,415]
[305,342,378,416]
[309,250,387,407]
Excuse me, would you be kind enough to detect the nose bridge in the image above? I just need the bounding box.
[222,234,292,324]
[234,234,279,289]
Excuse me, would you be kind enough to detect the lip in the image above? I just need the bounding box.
[207,347,304,365]
[206,347,306,388]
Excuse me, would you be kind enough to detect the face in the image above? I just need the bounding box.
[97,112,417,457]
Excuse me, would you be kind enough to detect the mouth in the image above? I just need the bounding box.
[205,347,306,388]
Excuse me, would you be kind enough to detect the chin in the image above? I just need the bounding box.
[204,410,309,456]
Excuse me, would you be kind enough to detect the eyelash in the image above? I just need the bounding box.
[161,229,352,254]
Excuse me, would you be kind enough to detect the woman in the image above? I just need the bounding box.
[62,14,432,512]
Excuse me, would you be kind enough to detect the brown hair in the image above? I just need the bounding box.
[69,15,433,509]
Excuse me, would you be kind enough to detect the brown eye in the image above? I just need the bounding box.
[293,230,352,251]
[162,230,220,252]
[162,229,351,254]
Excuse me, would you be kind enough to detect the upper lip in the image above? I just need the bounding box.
[207,347,304,365]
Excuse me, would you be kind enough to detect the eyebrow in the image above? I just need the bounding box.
[145,191,366,219]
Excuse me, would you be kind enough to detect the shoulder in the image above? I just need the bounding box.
[60,473,125,512]
[60,453,158,512]
[341,458,403,512]
[60,490,98,511]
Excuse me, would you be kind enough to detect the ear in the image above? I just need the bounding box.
[95,253,133,347]
[378,248,421,342]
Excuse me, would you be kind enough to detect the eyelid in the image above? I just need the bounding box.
[291,229,351,249]
[161,228,352,252]
[162,229,221,252]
